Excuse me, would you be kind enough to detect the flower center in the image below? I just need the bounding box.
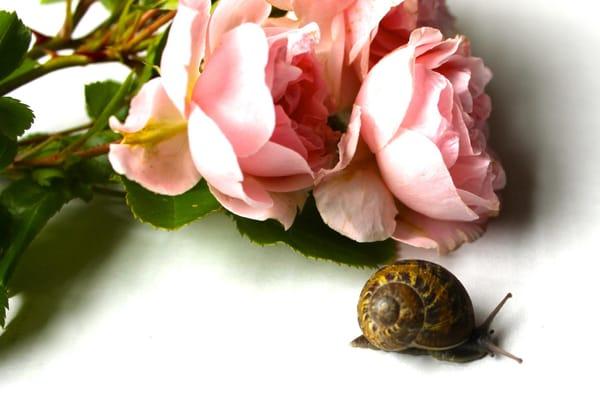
[121,120,187,145]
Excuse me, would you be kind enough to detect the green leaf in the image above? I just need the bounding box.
[232,197,397,268]
[0,11,32,81]
[0,179,72,327]
[101,0,122,11]
[0,58,39,86]
[85,80,122,119]
[0,134,17,169]
[0,97,35,140]
[123,178,221,229]
[0,284,7,328]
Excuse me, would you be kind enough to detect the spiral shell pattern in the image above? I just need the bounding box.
[357,260,475,351]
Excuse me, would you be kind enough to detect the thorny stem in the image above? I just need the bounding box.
[13,142,114,168]
[123,11,175,51]
[0,55,96,97]
[18,123,93,146]
[59,0,74,39]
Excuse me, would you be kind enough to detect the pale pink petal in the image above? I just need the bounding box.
[268,22,320,61]
[255,174,314,192]
[160,0,210,116]
[109,79,181,133]
[401,65,453,142]
[194,24,275,158]
[267,0,293,10]
[270,106,308,159]
[316,104,361,181]
[187,106,244,199]
[377,129,478,221]
[238,141,313,178]
[408,27,445,56]
[393,206,486,254]
[314,162,397,242]
[109,132,200,196]
[356,44,415,152]
[212,181,307,229]
[414,36,461,69]
[208,0,272,57]
[347,0,403,63]
[293,0,354,33]
[325,14,347,109]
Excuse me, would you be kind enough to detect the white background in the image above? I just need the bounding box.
[1,0,599,393]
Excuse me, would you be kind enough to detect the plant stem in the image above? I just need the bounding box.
[60,0,74,39]
[64,72,135,153]
[123,11,175,51]
[18,123,93,146]
[0,55,95,96]
[14,142,114,168]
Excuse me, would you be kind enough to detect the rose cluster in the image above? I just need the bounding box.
[109,0,505,253]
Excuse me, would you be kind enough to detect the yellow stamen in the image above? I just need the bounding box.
[122,120,187,145]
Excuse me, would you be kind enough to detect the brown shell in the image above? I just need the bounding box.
[357,260,475,351]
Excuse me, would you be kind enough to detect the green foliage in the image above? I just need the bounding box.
[0,284,7,328]
[0,97,35,139]
[0,134,17,169]
[85,80,122,119]
[0,97,34,170]
[0,58,39,86]
[0,179,73,327]
[232,197,397,268]
[0,11,31,81]
[123,179,221,229]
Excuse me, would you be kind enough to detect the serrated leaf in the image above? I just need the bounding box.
[85,80,122,119]
[0,11,32,81]
[0,179,72,327]
[0,134,17,169]
[123,179,221,229]
[232,197,397,268]
[0,97,34,140]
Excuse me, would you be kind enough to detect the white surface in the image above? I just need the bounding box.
[1,0,599,393]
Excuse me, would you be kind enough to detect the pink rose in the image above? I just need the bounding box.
[314,28,505,253]
[268,0,455,108]
[109,0,338,228]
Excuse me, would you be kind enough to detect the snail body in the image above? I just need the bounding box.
[352,260,522,363]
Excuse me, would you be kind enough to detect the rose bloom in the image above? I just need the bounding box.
[109,0,339,228]
[268,0,455,107]
[314,28,506,253]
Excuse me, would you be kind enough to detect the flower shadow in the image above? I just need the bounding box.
[0,197,132,362]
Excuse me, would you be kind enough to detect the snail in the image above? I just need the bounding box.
[351,260,522,363]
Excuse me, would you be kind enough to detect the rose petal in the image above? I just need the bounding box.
[316,104,361,181]
[356,43,415,152]
[377,129,478,221]
[211,180,307,229]
[314,161,397,242]
[109,132,200,196]
[401,65,453,142]
[255,174,314,192]
[187,106,244,199]
[393,206,486,254]
[194,23,275,158]
[267,0,293,10]
[160,0,210,116]
[208,0,272,57]
[109,79,181,134]
[238,141,313,178]
[346,0,403,63]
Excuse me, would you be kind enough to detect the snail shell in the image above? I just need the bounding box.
[357,260,475,351]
